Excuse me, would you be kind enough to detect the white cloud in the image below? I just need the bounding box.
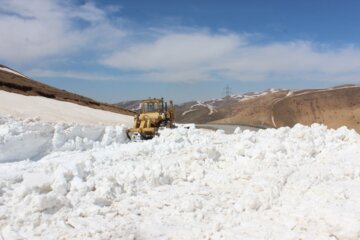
[1,0,360,84]
[102,33,244,70]
[143,69,212,83]
[0,0,125,64]
[102,32,360,83]
[27,69,123,81]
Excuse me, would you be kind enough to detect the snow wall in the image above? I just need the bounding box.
[0,117,128,163]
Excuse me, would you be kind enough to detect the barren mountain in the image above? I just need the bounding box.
[115,100,142,112]
[0,65,134,116]
[177,89,291,125]
[209,89,291,127]
[116,89,289,125]
[272,86,360,131]
[117,86,360,132]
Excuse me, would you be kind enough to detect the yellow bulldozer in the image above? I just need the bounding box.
[127,98,175,141]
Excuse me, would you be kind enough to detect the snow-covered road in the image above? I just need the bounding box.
[1,117,360,239]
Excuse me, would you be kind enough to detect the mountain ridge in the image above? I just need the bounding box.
[0,65,134,116]
[116,85,360,132]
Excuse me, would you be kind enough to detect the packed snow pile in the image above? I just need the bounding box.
[1,118,360,239]
[0,90,133,126]
[0,116,128,163]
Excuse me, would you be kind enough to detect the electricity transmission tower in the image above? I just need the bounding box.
[223,85,232,98]
[223,85,232,114]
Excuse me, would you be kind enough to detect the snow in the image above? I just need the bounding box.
[271,115,277,127]
[234,91,271,102]
[133,104,141,111]
[183,101,217,116]
[0,116,128,163]
[0,66,28,78]
[181,89,288,117]
[1,117,360,239]
[182,108,197,116]
[228,89,286,103]
[286,91,294,97]
[0,90,133,126]
[206,104,216,115]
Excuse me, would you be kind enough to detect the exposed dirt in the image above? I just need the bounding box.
[273,86,360,131]
[0,65,134,116]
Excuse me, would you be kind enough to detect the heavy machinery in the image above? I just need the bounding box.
[127,98,175,141]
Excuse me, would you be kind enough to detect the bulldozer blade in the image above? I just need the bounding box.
[127,131,143,142]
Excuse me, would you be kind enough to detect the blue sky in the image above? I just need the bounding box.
[1,0,360,103]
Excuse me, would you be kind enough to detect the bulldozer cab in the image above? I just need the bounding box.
[141,99,163,113]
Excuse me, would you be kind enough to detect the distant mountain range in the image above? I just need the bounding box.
[116,85,360,132]
[115,89,289,126]
[1,64,359,132]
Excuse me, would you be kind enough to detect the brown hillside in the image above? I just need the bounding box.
[171,86,360,132]
[211,90,290,127]
[273,86,360,131]
[175,98,240,124]
[0,65,134,116]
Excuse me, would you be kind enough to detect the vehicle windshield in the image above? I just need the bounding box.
[142,102,161,112]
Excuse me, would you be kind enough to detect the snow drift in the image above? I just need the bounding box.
[1,117,360,239]
[0,117,128,163]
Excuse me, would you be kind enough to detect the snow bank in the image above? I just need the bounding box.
[0,117,128,163]
[0,90,133,126]
[1,120,360,239]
